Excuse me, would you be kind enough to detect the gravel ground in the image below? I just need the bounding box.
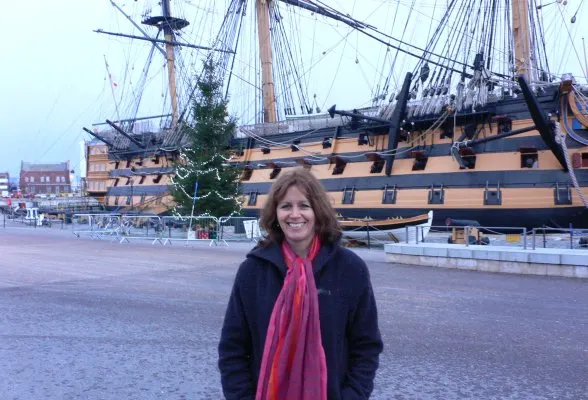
[0,228,587,399]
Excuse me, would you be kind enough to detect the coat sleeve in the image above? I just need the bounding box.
[341,263,383,399]
[218,263,255,400]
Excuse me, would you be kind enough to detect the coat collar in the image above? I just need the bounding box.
[248,239,339,278]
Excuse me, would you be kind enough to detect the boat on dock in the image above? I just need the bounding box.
[339,211,433,243]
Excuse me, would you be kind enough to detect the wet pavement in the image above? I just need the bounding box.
[0,228,587,399]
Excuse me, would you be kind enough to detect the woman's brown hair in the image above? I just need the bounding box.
[259,167,341,246]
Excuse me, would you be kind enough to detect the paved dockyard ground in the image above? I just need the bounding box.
[0,227,587,399]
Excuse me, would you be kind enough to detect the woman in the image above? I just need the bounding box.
[218,167,383,400]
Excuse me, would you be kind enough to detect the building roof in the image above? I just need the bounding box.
[21,161,70,172]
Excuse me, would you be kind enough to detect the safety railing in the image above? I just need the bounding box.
[0,211,66,230]
[531,227,588,250]
[407,224,529,249]
[70,214,264,246]
[217,216,263,242]
[4,210,586,251]
[72,214,125,241]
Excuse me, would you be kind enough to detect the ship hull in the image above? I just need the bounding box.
[242,206,588,230]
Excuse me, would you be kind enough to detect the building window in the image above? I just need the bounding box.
[411,151,428,171]
[331,157,347,175]
[248,192,258,206]
[139,176,146,184]
[126,196,132,205]
[140,194,146,204]
[520,148,538,168]
[367,153,385,174]
[484,182,502,205]
[382,185,397,204]
[153,174,163,184]
[25,177,29,183]
[342,187,355,204]
[30,176,35,183]
[428,185,444,204]
[40,177,45,183]
[554,183,572,205]
[47,176,51,182]
[358,133,370,145]
[114,178,120,187]
[459,148,477,170]
[270,166,281,179]
[241,167,253,181]
[114,196,119,206]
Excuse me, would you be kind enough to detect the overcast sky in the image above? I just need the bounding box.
[2,0,586,180]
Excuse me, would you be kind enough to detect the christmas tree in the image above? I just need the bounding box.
[170,60,242,217]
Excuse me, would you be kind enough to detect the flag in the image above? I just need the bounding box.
[192,181,199,205]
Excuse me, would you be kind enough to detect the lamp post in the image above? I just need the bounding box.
[130,178,134,212]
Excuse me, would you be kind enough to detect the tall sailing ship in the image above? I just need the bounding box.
[87,0,588,228]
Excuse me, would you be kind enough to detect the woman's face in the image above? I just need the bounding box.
[276,185,316,250]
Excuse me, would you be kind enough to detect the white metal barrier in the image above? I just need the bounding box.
[71,213,263,246]
[217,216,262,242]
[161,216,221,246]
[72,214,124,241]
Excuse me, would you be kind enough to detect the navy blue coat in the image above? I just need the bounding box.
[218,241,383,400]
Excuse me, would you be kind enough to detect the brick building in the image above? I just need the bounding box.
[20,161,72,195]
[0,172,9,197]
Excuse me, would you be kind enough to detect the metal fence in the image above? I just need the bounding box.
[2,209,587,250]
[70,214,264,246]
[0,211,66,230]
[407,224,588,250]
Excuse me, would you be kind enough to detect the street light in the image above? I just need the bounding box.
[130,178,134,212]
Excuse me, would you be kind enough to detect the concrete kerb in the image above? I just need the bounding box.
[385,243,588,279]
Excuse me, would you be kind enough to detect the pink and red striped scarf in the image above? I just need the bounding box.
[255,235,327,400]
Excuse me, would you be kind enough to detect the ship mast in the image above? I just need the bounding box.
[512,0,532,82]
[162,0,180,128]
[142,0,189,129]
[256,0,278,123]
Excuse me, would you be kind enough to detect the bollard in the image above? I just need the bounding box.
[569,223,574,249]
